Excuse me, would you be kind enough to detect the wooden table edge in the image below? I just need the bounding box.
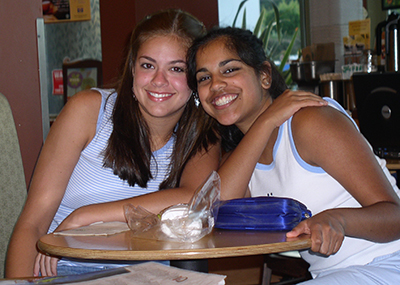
[37,234,311,261]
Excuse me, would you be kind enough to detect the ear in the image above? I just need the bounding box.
[260,61,272,90]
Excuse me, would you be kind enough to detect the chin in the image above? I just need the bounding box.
[214,116,238,126]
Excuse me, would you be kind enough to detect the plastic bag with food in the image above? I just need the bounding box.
[124,171,220,242]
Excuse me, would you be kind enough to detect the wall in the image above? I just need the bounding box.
[99,0,136,86]
[0,0,43,187]
[134,0,219,28]
[45,0,102,115]
[100,0,219,86]
[308,0,364,71]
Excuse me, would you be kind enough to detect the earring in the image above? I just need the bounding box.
[192,91,201,106]
[132,87,137,101]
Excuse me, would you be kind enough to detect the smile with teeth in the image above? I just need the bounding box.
[213,94,238,107]
[148,91,173,98]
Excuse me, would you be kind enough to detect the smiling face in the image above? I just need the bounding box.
[195,38,271,133]
[132,35,192,122]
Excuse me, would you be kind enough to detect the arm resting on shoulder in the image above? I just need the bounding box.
[218,90,327,200]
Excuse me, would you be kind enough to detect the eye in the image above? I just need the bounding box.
[170,66,185,73]
[141,63,154,69]
[224,67,240,74]
[197,74,210,84]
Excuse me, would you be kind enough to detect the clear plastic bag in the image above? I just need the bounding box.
[124,171,220,242]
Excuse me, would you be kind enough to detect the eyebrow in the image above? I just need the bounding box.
[139,55,186,65]
[196,58,242,74]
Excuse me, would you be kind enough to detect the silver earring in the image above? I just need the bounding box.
[192,91,199,99]
[132,87,137,101]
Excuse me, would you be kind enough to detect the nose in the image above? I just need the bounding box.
[210,75,226,92]
[151,69,168,87]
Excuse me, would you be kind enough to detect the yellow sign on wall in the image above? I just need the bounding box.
[43,0,91,23]
[348,18,371,50]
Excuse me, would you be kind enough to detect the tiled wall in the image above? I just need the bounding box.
[309,0,364,71]
[44,0,102,115]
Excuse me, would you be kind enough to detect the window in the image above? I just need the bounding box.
[218,0,302,70]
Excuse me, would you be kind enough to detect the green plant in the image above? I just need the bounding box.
[232,0,299,85]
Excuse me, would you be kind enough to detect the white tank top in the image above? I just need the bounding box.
[249,97,400,277]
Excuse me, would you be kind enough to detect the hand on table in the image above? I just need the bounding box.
[34,252,60,277]
[33,210,86,277]
[286,211,345,256]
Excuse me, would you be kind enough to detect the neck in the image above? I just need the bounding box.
[236,96,273,134]
[150,128,174,152]
[145,115,180,152]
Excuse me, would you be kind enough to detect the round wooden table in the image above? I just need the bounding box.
[38,229,311,272]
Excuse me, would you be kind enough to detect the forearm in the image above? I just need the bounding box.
[326,201,400,242]
[218,116,277,200]
[59,144,220,231]
[6,226,42,277]
[57,187,196,231]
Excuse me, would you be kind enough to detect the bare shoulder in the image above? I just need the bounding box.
[57,89,103,122]
[50,89,105,143]
[65,89,103,111]
[291,104,363,166]
[291,104,356,137]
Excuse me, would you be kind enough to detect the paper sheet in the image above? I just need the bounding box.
[73,262,226,285]
[0,263,226,284]
[53,221,130,236]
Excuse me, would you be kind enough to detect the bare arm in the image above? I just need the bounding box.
[286,106,400,255]
[32,140,220,277]
[5,90,101,278]
[55,141,220,231]
[218,90,327,200]
[31,127,220,278]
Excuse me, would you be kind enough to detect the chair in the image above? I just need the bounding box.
[62,58,103,104]
[0,92,27,278]
[262,252,311,285]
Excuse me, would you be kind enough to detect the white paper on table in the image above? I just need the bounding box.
[73,262,226,285]
[53,221,130,236]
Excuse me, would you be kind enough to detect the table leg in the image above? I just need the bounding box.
[170,259,208,273]
[262,263,272,285]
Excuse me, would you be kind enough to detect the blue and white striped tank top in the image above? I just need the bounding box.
[49,89,175,233]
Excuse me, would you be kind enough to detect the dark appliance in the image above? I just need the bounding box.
[290,61,335,95]
[352,72,400,159]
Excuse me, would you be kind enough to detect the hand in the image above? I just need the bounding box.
[33,208,91,277]
[286,210,345,256]
[263,89,327,128]
[34,252,60,277]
